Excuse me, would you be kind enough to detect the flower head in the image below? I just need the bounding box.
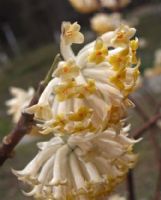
[13,21,141,200]
[90,13,128,35]
[6,87,35,123]
[13,128,138,200]
[25,22,140,136]
[69,0,99,13]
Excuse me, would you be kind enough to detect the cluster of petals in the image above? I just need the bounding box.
[13,128,138,200]
[25,22,140,136]
[13,21,140,200]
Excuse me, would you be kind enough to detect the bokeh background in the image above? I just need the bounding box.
[0,0,161,199]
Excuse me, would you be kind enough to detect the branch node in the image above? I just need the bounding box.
[3,136,12,146]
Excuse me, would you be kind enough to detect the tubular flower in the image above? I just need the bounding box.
[88,38,108,64]
[6,87,35,123]
[90,13,128,35]
[13,128,139,200]
[68,0,100,13]
[25,22,140,136]
[61,22,84,45]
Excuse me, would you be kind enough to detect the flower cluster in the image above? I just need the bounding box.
[101,0,131,10]
[90,13,138,35]
[13,22,140,200]
[68,0,99,13]
[6,87,35,123]
[68,0,131,13]
[90,13,127,35]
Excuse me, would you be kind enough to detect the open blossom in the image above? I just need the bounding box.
[90,13,129,35]
[6,87,35,123]
[13,128,138,200]
[69,0,99,13]
[61,22,84,45]
[26,22,140,136]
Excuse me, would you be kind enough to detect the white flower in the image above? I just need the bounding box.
[90,13,128,35]
[61,22,84,45]
[6,87,35,123]
[13,128,138,200]
[13,21,141,200]
[100,0,131,10]
[68,0,99,13]
[26,22,140,136]
[68,0,131,13]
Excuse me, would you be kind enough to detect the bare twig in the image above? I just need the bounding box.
[133,113,161,139]
[0,54,61,166]
[126,170,136,200]
[131,96,161,200]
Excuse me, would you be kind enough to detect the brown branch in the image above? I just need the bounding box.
[133,113,161,139]
[131,96,161,200]
[126,170,136,200]
[0,54,61,166]
[151,128,161,200]
[130,96,161,139]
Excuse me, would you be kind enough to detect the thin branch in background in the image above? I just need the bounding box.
[0,54,61,167]
[126,170,136,200]
[131,96,161,200]
[133,113,161,139]
[151,128,161,200]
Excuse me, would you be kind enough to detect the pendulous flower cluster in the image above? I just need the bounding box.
[13,22,140,200]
